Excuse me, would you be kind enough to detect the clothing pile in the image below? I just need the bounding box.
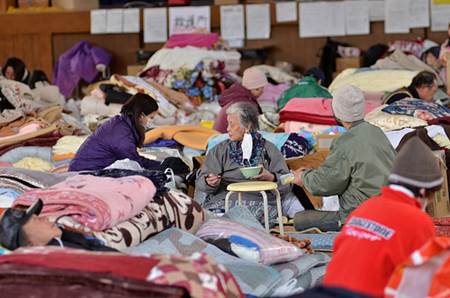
[0,78,89,173]
[139,39,241,104]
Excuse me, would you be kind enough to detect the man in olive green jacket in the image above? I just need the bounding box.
[292,85,395,231]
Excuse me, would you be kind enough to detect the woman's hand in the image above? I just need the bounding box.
[205,174,221,187]
[252,167,275,182]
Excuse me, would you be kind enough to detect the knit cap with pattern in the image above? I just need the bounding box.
[389,137,443,189]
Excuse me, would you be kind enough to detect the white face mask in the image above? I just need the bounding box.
[241,133,253,166]
[144,121,154,130]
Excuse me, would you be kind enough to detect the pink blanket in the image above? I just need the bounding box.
[279,97,380,124]
[13,175,156,231]
[166,33,219,49]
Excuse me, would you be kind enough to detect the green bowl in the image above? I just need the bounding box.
[240,166,262,178]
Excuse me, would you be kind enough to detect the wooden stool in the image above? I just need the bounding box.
[224,181,284,235]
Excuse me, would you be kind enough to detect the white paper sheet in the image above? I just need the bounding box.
[431,3,450,31]
[409,0,430,28]
[275,2,297,23]
[384,0,410,33]
[106,9,124,33]
[144,8,167,43]
[299,2,346,38]
[369,0,385,21]
[246,4,271,40]
[169,6,210,35]
[123,8,140,33]
[345,0,370,35]
[90,9,107,34]
[220,5,245,40]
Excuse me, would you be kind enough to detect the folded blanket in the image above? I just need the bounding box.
[280,97,380,125]
[13,175,156,231]
[365,105,428,131]
[52,135,89,161]
[372,49,444,86]
[94,190,205,250]
[0,247,243,298]
[0,167,73,193]
[145,125,219,150]
[329,68,418,93]
[0,124,58,149]
[0,146,52,163]
[166,33,220,49]
[79,168,168,195]
[13,157,53,172]
[382,98,450,119]
[80,95,122,117]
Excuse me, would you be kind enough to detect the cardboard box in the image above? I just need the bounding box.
[127,65,144,76]
[17,0,48,7]
[316,133,340,151]
[335,57,362,73]
[426,151,450,218]
[52,0,98,11]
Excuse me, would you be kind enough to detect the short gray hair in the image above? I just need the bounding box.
[226,102,260,132]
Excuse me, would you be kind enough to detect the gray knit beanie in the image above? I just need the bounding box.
[389,137,443,189]
[332,85,365,123]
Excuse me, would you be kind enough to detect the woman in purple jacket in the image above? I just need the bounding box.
[69,93,160,171]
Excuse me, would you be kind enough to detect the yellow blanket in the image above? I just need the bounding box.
[144,125,219,150]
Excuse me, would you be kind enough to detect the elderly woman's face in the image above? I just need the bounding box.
[227,113,246,141]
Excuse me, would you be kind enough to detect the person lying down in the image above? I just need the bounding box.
[0,199,116,252]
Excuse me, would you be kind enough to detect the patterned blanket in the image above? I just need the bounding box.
[95,190,205,250]
[125,206,330,297]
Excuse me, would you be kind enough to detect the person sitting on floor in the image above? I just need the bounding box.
[1,57,30,84]
[384,70,438,105]
[197,102,291,222]
[321,137,440,298]
[213,67,267,133]
[277,67,332,110]
[291,85,395,232]
[69,93,161,171]
[0,199,116,252]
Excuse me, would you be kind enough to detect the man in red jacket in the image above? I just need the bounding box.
[321,137,441,297]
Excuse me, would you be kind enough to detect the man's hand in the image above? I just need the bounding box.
[292,168,309,186]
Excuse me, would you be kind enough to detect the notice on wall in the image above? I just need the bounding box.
[431,3,450,31]
[384,0,410,33]
[246,4,271,40]
[345,0,370,35]
[299,2,346,38]
[169,6,210,35]
[220,5,245,40]
[106,9,124,33]
[123,8,140,33]
[409,0,430,28]
[275,2,297,23]
[144,8,168,43]
[91,9,107,34]
[369,0,385,21]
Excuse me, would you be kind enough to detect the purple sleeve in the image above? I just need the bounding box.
[112,129,160,170]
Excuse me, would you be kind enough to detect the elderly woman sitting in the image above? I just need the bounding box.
[196,102,291,222]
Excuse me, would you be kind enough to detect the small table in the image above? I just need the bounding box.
[224,181,284,235]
